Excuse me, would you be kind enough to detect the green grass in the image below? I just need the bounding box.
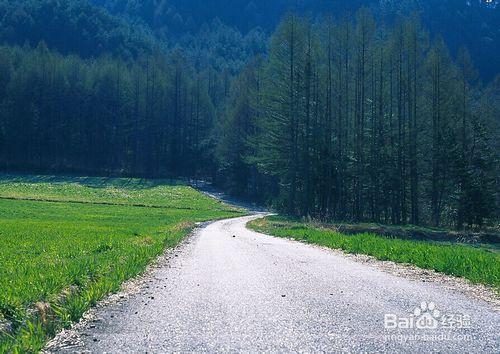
[248,216,500,290]
[0,175,243,353]
[0,175,233,211]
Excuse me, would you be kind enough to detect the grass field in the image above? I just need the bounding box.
[248,216,500,290]
[0,175,242,352]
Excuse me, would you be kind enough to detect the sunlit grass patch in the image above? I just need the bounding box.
[0,174,239,212]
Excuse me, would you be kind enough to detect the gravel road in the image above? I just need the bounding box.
[49,214,499,353]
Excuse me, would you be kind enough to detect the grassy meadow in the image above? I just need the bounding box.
[0,175,242,353]
[248,216,500,290]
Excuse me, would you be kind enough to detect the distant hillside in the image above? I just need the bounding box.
[91,0,500,80]
[1,1,498,78]
[0,0,156,59]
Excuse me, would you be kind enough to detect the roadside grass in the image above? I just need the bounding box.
[248,216,500,290]
[0,175,242,353]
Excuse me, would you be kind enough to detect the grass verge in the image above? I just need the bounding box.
[0,175,243,352]
[248,216,500,290]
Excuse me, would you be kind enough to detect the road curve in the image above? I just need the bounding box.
[50,215,498,353]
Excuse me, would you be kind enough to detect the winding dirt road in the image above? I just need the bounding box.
[48,214,499,353]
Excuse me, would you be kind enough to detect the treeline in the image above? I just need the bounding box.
[216,12,499,228]
[0,43,225,177]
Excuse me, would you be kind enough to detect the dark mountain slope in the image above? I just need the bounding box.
[0,0,156,59]
[90,0,500,80]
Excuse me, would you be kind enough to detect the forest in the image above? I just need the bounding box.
[216,13,499,228]
[0,0,498,229]
[87,0,500,79]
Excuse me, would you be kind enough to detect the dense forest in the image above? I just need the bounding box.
[0,0,156,59]
[0,0,498,228]
[87,0,500,79]
[216,13,498,228]
[2,1,499,77]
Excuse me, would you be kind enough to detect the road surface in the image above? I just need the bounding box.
[50,214,499,353]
